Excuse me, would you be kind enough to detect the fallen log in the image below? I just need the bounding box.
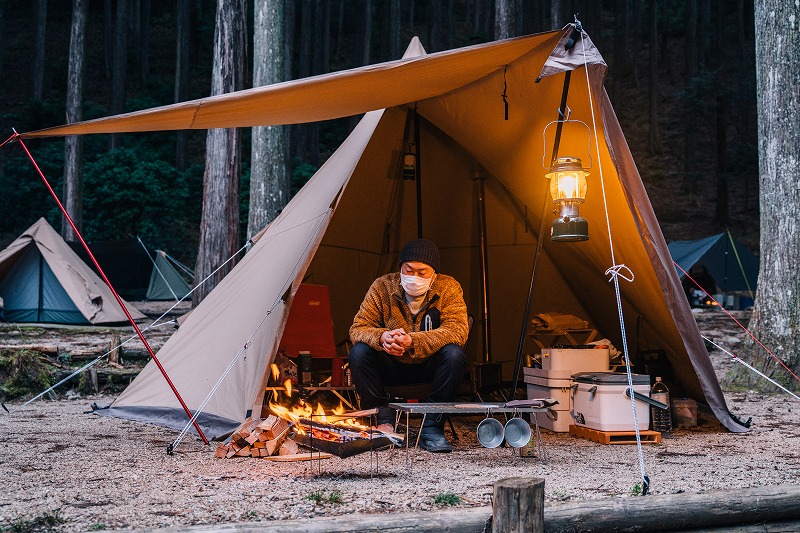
[140,484,800,533]
[544,483,800,532]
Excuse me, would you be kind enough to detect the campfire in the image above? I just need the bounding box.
[266,381,402,458]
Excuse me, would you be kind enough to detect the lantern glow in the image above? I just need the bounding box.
[545,156,589,242]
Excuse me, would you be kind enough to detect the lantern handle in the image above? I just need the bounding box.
[542,118,593,171]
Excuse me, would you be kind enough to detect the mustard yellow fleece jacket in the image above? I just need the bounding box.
[349,272,469,363]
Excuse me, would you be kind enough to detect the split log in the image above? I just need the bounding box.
[492,477,544,533]
[214,416,293,459]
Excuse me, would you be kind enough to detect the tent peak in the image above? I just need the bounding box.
[402,36,427,59]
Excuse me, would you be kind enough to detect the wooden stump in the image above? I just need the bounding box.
[108,333,121,365]
[492,477,544,533]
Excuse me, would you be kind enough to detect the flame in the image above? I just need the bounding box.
[284,378,292,397]
[268,398,368,430]
[270,363,279,382]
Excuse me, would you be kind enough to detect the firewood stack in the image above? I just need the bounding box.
[214,415,298,459]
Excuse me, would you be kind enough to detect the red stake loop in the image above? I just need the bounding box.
[13,133,209,444]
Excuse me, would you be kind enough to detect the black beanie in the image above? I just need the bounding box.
[399,238,441,272]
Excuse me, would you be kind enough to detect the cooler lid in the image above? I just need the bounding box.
[572,371,650,385]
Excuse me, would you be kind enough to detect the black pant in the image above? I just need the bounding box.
[348,342,467,425]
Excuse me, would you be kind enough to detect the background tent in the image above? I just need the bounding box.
[22,28,746,436]
[146,250,193,301]
[0,218,146,324]
[669,233,759,294]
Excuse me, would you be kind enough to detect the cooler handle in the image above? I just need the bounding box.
[626,388,668,410]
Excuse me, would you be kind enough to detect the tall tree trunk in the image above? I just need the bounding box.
[140,0,151,84]
[104,0,113,80]
[321,0,330,73]
[550,0,565,30]
[647,0,661,153]
[726,0,800,391]
[194,0,248,306]
[111,0,128,149]
[0,0,5,94]
[514,0,524,37]
[494,0,513,40]
[611,0,626,105]
[429,0,441,51]
[62,0,88,243]
[335,0,344,64]
[248,0,288,238]
[363,0,372,64]
[683,0,697,194]
[714,94,728,225]
[389,0,401,59]
[713,0,728,226]
[32,0,47,101]
[175,0,191,172]
[447,0,454,49]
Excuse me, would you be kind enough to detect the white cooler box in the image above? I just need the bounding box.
[571,372,650,432]
[524,368,573,432]
[541,347,610,372]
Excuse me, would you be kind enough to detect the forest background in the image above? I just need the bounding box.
[0,0,758,279]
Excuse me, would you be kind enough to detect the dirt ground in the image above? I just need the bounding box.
[0,307,798,532]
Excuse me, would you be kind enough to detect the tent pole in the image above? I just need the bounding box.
[474,171,492,363]
[509,71,573,400]
[414,106,423,238]
[13,133,210,445]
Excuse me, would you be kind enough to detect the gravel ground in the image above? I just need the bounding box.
[0,309,798,532]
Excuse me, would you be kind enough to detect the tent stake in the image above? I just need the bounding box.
[12,132,209,445]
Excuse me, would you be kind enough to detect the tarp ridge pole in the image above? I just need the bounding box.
[14,134,209,445]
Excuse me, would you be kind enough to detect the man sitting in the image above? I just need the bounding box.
[348,239,469,452]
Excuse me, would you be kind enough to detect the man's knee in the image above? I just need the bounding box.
[347,342,374,369]
[438,344,467,369]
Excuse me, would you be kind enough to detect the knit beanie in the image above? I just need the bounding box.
[399,238,441,272]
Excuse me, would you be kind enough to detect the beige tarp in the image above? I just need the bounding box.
[22,27,741,436]
[0,218,145,324]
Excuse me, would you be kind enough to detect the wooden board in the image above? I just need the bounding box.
[569,425,661,444]
[263,452,333,462]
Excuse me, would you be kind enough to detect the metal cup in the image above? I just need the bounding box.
[504,417,532,448]
[476,417,504,448]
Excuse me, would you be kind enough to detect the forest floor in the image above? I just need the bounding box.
[0,307,798,532]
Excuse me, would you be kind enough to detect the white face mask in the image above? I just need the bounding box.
[400,273,434,297]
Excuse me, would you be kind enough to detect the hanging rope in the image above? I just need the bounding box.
[676,261,800,384]
[168,208,333,453]
[579,27,650,495]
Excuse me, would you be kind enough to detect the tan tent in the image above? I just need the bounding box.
[0,218,145,324]
[21,27,746,437]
